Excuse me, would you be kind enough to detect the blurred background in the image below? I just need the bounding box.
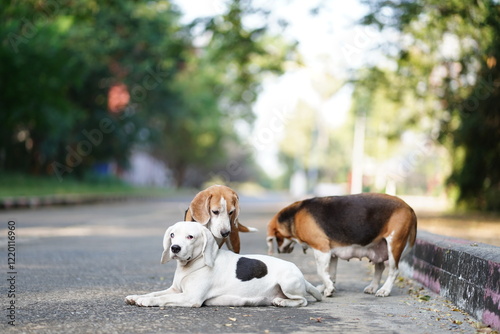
[1,0,499,242]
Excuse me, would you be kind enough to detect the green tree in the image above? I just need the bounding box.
[1,0,295,187]
[359,0,500,210]
[149,0,296,187]
[0,0,189,180]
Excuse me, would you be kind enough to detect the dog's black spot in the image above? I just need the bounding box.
[236,257,268,281]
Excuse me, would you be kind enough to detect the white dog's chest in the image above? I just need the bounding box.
[331,240,388,263]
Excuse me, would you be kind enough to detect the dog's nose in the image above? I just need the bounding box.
[221,230,230,238]
[171,245,181,254]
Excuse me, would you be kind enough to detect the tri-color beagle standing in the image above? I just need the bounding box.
[267,193,417,297]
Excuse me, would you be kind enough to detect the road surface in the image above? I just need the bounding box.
[0,197,480,333]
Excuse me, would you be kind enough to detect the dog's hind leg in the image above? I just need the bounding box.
[204,295,272,306]
[274,274,319,307]
[375,239,398,297]
[330,256,338,287]
[363,262,385,294]
[272,296,308,307]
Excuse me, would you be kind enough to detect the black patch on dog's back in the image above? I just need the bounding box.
[303,194,403,245]
[236,257,268,281]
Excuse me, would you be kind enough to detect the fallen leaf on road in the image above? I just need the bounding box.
[419,295,431,301]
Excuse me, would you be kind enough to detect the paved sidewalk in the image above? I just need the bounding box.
[0,200,485,333]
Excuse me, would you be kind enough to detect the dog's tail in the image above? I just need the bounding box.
[237,222,258,233]
[401,208,418,260]
[305,280,323,301]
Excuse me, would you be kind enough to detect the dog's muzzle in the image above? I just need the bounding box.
[221,230,230,238]
[278,239,296,254]
[171,245,181,254]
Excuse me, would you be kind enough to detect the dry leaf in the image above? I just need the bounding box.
[228,317,236,322]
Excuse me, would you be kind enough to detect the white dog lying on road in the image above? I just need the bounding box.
[125,221,322,307]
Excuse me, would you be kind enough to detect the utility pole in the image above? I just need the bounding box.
[350,112,366,194]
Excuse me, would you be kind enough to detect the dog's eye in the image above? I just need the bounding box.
[170,233,174,238]
[229,209,235,215]
[187,235,194,240]
[212,210,220,215]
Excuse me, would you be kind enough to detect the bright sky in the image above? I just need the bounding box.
[174,0,383,177]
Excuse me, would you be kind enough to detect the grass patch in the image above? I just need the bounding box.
[0,173,174,198]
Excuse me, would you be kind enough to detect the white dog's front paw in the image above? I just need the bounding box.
[375,288,390,297]
[134,297,157,307]
[125,295,140,305]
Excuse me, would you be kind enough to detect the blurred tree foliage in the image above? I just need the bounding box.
[359,0,500,210]
[0,0,294,187]
[278,69,351,191]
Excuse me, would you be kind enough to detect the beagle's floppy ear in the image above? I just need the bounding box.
[188,191,212,224]
[201,226,218,267]
[266,236,276,255]
[266,216,279,255]
[230,191,240,227]
[160,225,174,264]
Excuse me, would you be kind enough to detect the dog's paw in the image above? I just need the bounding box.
[316,283,336,297]
[272,298,287,307]
[375,288,390,297]
[125,295,140,305]
[134,297,154,307]
[363,284,378,295]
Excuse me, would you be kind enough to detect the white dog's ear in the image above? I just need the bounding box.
[161,226,174,264]
[189,192,212,224]
[201,227,218,267]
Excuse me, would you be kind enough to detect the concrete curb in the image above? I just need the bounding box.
[400,230,500,331]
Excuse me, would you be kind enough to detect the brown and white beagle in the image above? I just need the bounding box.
[267,193,417,297]
[184,185,256,253]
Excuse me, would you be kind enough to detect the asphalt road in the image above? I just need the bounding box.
[0,197,480,333]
